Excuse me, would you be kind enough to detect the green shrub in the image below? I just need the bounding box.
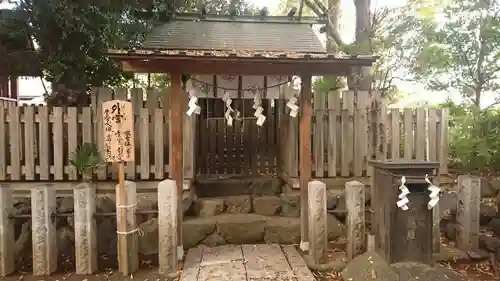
[443,101,500,175]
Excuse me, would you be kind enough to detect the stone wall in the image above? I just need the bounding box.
[8,176,372,269]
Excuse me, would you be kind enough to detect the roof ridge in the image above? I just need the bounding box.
[173,13,326,24]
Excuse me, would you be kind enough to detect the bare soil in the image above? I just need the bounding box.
[312,240,500,281]
[5,254,178,281]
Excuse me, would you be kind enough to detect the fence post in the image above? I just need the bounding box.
[116,181,139,275]
[74,183,98,274]
[158,179,179,275]
[308,180,327,263]
[346,181,365,260]
[31,185,57,276]
[456,175,480,252]
[0,184,14,276]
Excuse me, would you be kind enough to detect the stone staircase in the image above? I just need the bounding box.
[181,176,348,249]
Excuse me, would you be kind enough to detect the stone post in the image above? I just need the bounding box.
[116,181,139,275]
[346,181,365,260]
[31,185,57,276]
[307,180,327,264]
[0,184,14,277]
[74,182,97,274]
[456,175,481,252]
[158,179,178,275]
[366,233,375,252]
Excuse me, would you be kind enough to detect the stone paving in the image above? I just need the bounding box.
[180,244,316,281]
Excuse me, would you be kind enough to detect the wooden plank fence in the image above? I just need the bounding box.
[0,88,449,181]
[0,97,17,108]
[280,90,449,179]
[0,87,197,181]
[196,98,278,176]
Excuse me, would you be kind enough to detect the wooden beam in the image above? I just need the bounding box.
[120,59,358,76]
[9,76,18,100]
[0,76,8,98]
[299,74,313,250]
[169,73,184,254]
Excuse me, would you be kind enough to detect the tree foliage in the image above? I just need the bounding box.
[403,0,500,174]
[280,0,418,102]
[440,100,500,175]
[0,0,259,106]
[407,0,500,107]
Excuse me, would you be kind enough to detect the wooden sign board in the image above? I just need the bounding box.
[102,100,135,162]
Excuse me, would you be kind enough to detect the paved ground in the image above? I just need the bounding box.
[180,244,316,281]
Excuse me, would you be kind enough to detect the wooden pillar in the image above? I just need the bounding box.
[169,73,184,257]
[0,76,8,98]
[299,74,312,251]
[9,76,18,100]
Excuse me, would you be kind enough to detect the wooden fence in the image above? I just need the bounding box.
[279,90,449,179]
[0,87,197,181]
[0,97,17,108]
[196,98,278,176]
[0,88,449,181]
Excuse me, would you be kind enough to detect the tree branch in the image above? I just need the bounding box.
[304,0,323,17]
[304,0,348,48]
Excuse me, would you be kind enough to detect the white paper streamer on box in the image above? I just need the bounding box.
[253,93,266,126]
[186,90,201,116]
[425,174,441,210]
[286,96,299,117]
[221,91,234,126]
[397,176,410,211]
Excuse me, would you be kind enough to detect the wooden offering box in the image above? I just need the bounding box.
[369,160,439,265]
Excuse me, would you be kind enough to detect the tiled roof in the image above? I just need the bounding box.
[107,49,377,63]
[141,18,326,53]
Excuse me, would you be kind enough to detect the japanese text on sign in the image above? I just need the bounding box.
[102,100,135,162]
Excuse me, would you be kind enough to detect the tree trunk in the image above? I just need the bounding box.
[347,0,373,91]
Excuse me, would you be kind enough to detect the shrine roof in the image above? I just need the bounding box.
[140,14,326,54]
[107,48,377,61]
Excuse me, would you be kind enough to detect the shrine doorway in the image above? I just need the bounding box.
[195,97,279,176]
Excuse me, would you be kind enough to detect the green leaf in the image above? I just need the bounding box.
[69,142,105,181]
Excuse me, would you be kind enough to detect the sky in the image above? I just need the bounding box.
[0,0,472,106]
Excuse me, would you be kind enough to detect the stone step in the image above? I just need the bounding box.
[194,176,283,198]
[180,213,346,250]
[191,193,299,217]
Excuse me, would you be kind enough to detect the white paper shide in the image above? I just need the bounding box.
[253,93,266,126]
[397,176,410,211]
[286,96,299,118]
[186,80,201,116]
[426,174,440,209]
[222,91,234,126]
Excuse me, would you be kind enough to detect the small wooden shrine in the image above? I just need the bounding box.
[107,12,376,254]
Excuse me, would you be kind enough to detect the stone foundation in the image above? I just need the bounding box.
[8,176,371,262]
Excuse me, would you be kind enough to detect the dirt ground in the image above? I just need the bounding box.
[5,254,178,281]
[4,237,499,281]
[313,239,500,281]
